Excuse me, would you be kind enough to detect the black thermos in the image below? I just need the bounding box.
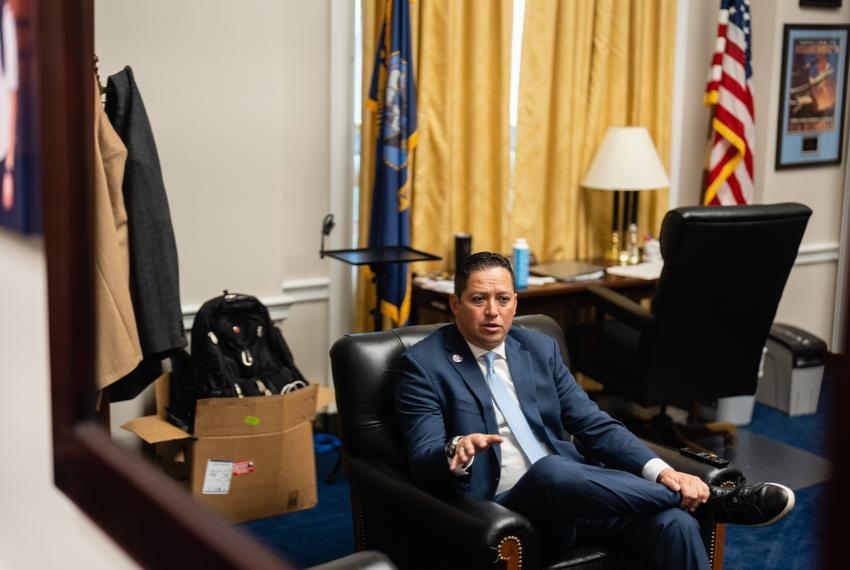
[454,233,472,276]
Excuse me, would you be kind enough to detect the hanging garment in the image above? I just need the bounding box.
[93,75,143,391]
[0,0,22,230]
[105,66,186,401]
[0,0,18,164]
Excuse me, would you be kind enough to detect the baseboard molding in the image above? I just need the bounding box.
[796,242,839,266]
[181,293,298,330]
[281,277,331,303]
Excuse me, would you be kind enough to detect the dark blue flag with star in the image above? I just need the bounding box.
[366,0,418,327]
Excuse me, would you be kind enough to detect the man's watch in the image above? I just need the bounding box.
[445,435,463,459]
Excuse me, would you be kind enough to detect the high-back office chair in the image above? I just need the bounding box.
[330,315,743,569]
[569,203,812,448]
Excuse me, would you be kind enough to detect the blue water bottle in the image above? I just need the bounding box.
[513,238,529,289]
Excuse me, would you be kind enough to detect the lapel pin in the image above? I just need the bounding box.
[452,354,463,363]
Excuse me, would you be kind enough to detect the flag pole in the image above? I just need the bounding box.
[701,104,716,205]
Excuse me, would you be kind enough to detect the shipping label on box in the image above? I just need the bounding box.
[202,460,234,495]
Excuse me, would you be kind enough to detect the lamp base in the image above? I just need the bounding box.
[609,230,621,262]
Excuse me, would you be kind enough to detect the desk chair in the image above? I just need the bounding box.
[569,203,811,448]
[330,315,742,569]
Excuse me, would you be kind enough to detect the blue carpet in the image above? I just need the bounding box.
[723,373,834,569]
[724,484,825,570]
[242,448,354,568]
[742,368,834,459]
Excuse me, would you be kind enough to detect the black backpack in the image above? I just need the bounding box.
[166,291,306,431]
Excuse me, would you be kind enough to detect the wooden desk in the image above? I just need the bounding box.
[412,273,656,330]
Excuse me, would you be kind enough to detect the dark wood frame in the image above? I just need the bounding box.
[799,0,842,8]
[775,24,850,170]
[40,2,290,567]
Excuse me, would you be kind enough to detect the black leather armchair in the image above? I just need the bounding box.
[569,203,812,448]
[330,314,743,569]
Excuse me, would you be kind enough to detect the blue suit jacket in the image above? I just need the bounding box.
[395,324,657,500]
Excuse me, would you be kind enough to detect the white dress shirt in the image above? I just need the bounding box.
[456,340,670,495]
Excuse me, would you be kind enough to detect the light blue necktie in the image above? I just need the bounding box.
[483,351,548,464]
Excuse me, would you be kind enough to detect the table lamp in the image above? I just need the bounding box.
[581,127,670,264]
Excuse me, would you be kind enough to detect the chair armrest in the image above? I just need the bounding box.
[642,440,744,486]
[586,284,655,332]
[345,453,539,568]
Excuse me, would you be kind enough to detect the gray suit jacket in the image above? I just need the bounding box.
[105,66,186,401]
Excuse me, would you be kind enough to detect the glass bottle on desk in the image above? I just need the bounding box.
[627,223,640,264]
[610,230,621,263]
[618,229,631,265]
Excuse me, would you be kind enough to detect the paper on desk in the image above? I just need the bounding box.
[413,276,455,294]
[415,275,556,291]
[528,276,556,286]
[605,260,663,280]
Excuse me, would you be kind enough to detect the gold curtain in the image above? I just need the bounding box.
[356,0,513,331]
[511,0,676,262]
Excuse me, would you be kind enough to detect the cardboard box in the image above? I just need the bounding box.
[122,376,334,523]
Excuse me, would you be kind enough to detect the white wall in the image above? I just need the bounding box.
[94,0,338,444]
[95,0,333,383]
[0,230,137,569]
[675,0,849,348]
[758,1,849,349]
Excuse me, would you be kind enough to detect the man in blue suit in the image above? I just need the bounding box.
[396,252,793,569]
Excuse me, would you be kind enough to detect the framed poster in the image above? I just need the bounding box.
[0,0,41,233]
[799,1,842,7]
[776,24,850,170]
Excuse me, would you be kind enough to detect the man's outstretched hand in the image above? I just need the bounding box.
[449,433,503,472]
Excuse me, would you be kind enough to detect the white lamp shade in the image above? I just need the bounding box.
[582,127,671,191]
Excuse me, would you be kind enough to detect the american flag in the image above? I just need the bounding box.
[704,0,754,205]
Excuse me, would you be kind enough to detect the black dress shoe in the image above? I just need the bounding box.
[706,482,795,526]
